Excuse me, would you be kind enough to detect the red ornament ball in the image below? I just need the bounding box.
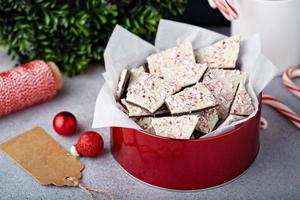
[53,111,77,136]
[70,131,104,157]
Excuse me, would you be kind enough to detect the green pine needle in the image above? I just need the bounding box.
[0,0,186,76]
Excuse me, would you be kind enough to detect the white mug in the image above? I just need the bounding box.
[231,0,300,74]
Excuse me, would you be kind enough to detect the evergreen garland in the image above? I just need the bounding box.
[0,0,186,75]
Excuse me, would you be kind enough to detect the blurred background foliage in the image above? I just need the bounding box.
[0,0,186,75]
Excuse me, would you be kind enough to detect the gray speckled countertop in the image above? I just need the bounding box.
[0,27,299,200]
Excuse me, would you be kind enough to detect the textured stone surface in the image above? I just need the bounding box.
[0,28,300,200]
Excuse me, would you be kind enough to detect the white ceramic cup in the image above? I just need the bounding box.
[231,0,300,74]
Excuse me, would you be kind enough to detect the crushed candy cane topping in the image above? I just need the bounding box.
[121,99,151,117]
[147,42,196,77]
[203,69,247,119]
[165,83,217,115]
[152,115,199,139]
[126,72,178,113]
[195,36,240,68]
[230,85,254,116]
[137,117,155,134]
[195,108,219,133]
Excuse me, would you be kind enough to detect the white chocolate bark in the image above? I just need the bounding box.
[151,115,199,139]
[121,99,151,117]
[230,85,254,116]
[147,42,196,77]
[195,108,219,133]
[165,83,217,115]
[203,69,247,119]
[163,63,208,88]
[137,117,155,134]
[115,68,130,101]
[126,72,178,113]
[195,36,240,68]
[128,66,146,88]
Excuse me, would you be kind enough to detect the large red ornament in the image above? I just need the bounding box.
[70,131,104,157]
[53,111,77,136]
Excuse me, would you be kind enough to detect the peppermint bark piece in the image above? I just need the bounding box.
[151,115,199,139]
[126,72,178,113]
[147,42,196,77]
[230,85,254,116]
[115,69,130,102]
[195,36,240,68]
[137,117,155,134]
[163,63,208,89]
[121,99,152,117]
[195,108,219,134]
[203,69,247,119]
[165,83,217,115]
[128,66,146,88]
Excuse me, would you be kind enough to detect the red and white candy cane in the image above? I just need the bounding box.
[282,66,300,98]
[208,0,239,21]
[261,67,300,129]
[259,117,268,129]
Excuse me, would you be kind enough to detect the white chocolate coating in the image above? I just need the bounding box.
[163,63,208,89]
[128,66,146,88]
[152,115,199,139]
[121,99,151,117]
[195,108,219,133]
[230,85,254,116]
[203,69,247,119]
[165,83,217,115]
[137,117,155,134]
[126,72,178,113]
[147,42,196,77]
[195,36,240,68]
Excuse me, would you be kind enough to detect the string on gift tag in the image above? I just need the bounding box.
[208,0,238,21]
[66,177,115,200]
[261,67,300,129]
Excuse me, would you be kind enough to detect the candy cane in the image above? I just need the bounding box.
[262,95,300,129]
[208,0,239,21]
[261,67,300,129]
[259,117,268,129]
[282,66,300,98]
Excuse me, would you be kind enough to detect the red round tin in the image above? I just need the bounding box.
[111,96,262,190]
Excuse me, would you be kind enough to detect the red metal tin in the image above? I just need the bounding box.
[111,96,262,190]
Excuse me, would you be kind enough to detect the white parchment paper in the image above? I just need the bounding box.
[92,19,278,138]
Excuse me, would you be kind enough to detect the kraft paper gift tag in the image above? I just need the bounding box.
[0,127,114,200]
[0,127,84,186]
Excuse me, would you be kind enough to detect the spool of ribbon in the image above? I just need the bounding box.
[0,60,62,117]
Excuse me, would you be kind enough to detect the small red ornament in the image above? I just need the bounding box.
[53,111,77,136]
[70,131,104,157]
